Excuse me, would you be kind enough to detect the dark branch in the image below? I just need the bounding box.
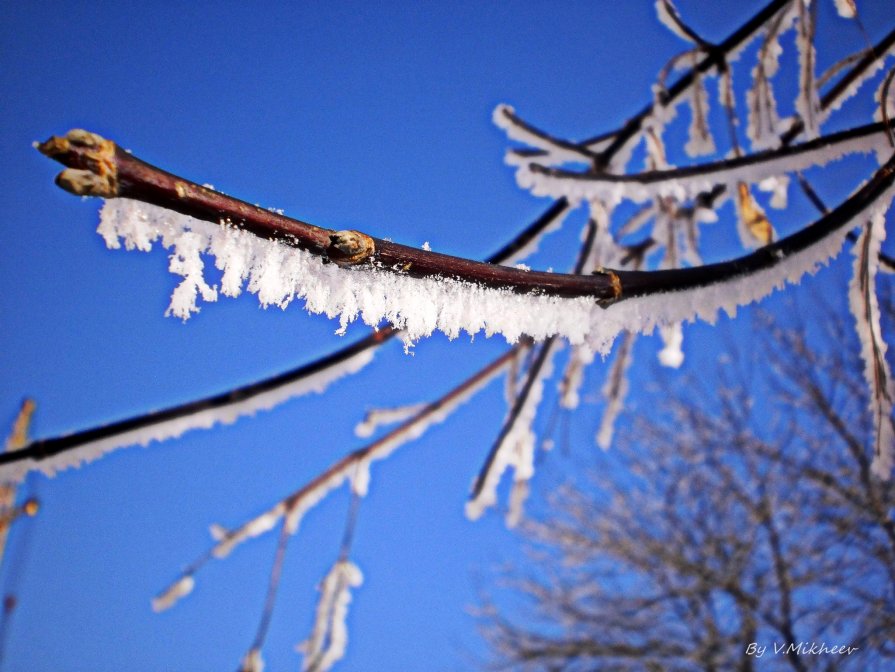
[527,121,891,192]
[593,0,792,167]
[162,344,521,591]
[615,151,895,298]
[38,130,621,302]
[3,191,570,477]
[0,329,389,472]
[470,219,599,503]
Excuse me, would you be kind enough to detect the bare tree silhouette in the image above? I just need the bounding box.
[481,299,895,671]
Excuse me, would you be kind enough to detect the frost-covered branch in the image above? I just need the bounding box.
[3,186,570,484]
[616,151,895,298]
[506,23,894,201]
[795,0,821,140]
[298,559,363,672]
[597,331,637,450]
[493,105,600,167]
[497,0,792,169]
[0,399,36,565]
[37,131,620,303]
[655,0,713,48]
[517,121,892,204]
[467,216,602,522]
[38,130,895,357]
[0,332,381,483]
[153,344,520,612]
[849,214,895,478]
[592,0,792,168]
[239,516,292,672]
[789,27,895,139]
[467,337,559,524]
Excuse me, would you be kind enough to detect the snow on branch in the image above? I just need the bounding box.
[655,0,715,49]
[515,121,892,205]
[36,131,895,372]
[615,151,895,300]
[879,67,895,138]
[0,333,379,484]
[594,0,793,170]
[809,28,895,129]
[746,5,795,151]
[597,332,637,450]
[468,215,604,524]
[7,165,570,484]
[795,0,821,140]
[36,131,623,308]
[834,0,857,20]
[354,403,427,439]
[493,105,600,167]
[239,649,265,672]
[466,337,560,524]
[684,58,717,157]
[298,560,363,672]
[547,10,890,180]
[848,211,895,479]
[153,346,518,612]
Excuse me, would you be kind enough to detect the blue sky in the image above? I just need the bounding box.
[0,2,890,671]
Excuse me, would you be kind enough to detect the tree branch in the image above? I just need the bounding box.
[37,128,895,309]
[1,192,570,482]
[593,0,793,168]
[520,120,892,203]
[154,343,520,611]
[37,131,620,302]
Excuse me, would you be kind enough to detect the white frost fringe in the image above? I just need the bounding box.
[795,0,821,141]
[833,0,857,20]
[298,560,363,672]
[685,66,717,158]
[97,190,892,367]
[848,209,895,479]
[151,575,195,612]
[493,104,594,168]
[466,340,562,523]
[151,349,509,612]
[513,126,888,207]
[597,332,636,450]
[655,0,695,44]
[353,403,427,439]
[0,338,374,484]
[658,323,684,368]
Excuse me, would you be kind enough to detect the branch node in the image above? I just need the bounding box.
[593,266,623,308]
[327,230,376,266]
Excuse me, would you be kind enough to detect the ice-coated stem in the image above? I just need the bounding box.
[37,130,621,303]
[0,191,570,481]
[593,0,793,168]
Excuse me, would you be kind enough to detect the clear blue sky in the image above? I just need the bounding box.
[0,2,889,671]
